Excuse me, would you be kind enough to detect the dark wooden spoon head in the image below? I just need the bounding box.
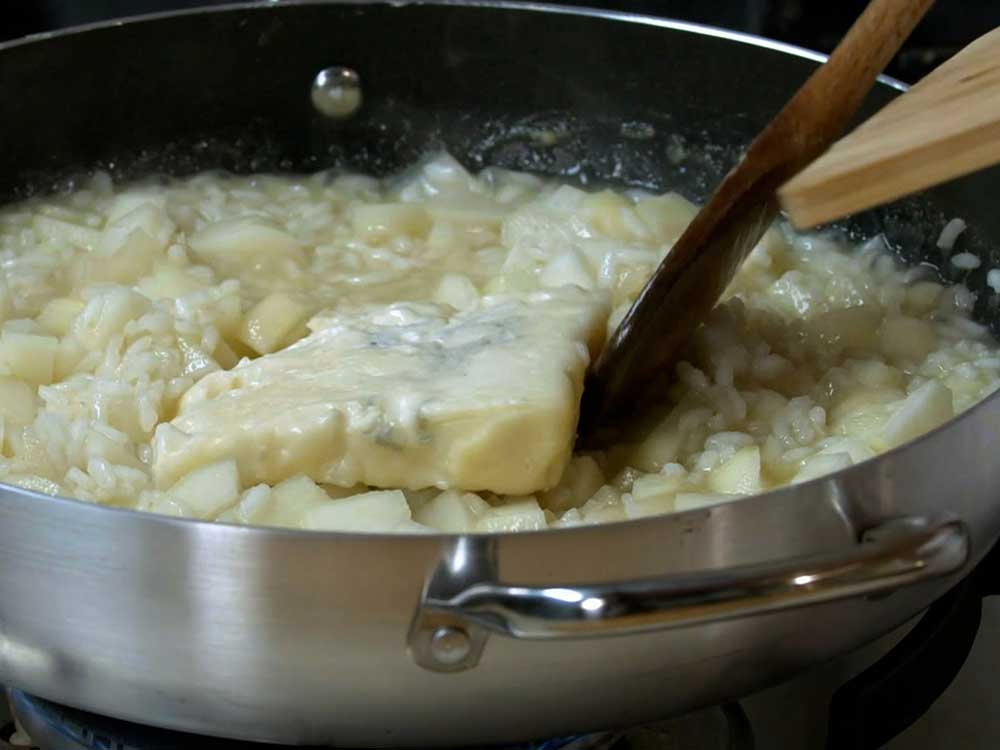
[576,0,935,451]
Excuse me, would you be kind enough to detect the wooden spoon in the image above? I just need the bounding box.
[780,26,1000,229]
[576,0,934,450]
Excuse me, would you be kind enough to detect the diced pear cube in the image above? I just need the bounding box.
[792,452,853,484]
[707,445,762,495]
[351,204,431,244]
[426,221,461,252]
[631,473,680,504]
[303,489,412,532]
[55,338,86,380]
[882,380,954,449]
[540,455,606,513]
[628,412,688,472]
[426,198,507,229]
[813,307,880,351]
[32,215,101,250]
[87,229,163,284]
[544,185,588,212]
[0,377,38,425]
[878,316,939,362]
[166,459,241,519]
[433,274,480,311]
[402,487,440,512]
[414,490,490,532]
[136,268,206,300]
[105,203,174,248]
[0,332,57,385]
[539,248,595,290]
[582,191,650,242]
[238,292,310,355]
[37,297,84,337]
[475,497,546,533]
[580,485,627,524]
[553,508,584,528]
[213,340,240,370]
[106,192,168,225]
[905,282,942,314]
[623,491,675,519]
[189,217,302,272]
[818,437,875,464]
[252,474,331,528]
[674,492,729,512]
[72,289,151,351]
[830,388,904,437]
[635,192,699,244]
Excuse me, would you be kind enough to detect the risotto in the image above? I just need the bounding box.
[0,153,997,533]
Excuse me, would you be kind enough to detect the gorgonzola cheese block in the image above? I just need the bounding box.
[152,288,608,495]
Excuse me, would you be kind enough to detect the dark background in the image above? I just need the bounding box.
[2,1,997,83]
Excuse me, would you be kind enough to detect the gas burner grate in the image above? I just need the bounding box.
[2,690,751,750]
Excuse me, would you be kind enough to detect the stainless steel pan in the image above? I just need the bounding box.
[0,2,997,746]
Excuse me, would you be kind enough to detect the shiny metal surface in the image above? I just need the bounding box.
[409,517,968,669]
[311,66,362,119]
[0,3,999,747]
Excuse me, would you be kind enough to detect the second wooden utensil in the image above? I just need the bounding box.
[576,0,935,450]
[779,26,1000,229]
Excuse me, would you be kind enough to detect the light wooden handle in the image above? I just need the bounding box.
[779,25,1000,228]
[577,0,934,447]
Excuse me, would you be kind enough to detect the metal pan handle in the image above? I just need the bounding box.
[409,516,969,672]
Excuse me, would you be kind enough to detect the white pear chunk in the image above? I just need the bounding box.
[189,217,302,273]
[136,267,206,300]
[539,248,594,290]
[351,204,430,244]
[166,459,240,519]
[476,497,546,533]
[303,489,411,532]
[0,377,38,424]
[882,381,955,449]
[32,215,101,250]
[878,316,939,362]
[539,455,605,513]
[414,490,490,532]
[792,452,853,484]
[238,292,310,354]
[433,274,480,311]
[37,298,85,337]
[249,475,332,529]
[634,192,698,244]
[622,485,675,519]
[706,445,762,495]
[0,332,58,385]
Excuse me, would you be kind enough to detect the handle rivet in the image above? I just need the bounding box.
[429,626,472,667]
[311,66,362,119]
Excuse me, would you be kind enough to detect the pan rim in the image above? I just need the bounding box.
[3,0,972,546]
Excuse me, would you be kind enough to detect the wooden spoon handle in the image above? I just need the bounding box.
[780,26,1000,229]
[577,0,934,449]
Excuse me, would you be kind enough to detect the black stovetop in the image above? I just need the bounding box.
[2,0,996,84]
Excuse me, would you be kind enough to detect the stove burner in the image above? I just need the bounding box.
[3,690,752,750]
